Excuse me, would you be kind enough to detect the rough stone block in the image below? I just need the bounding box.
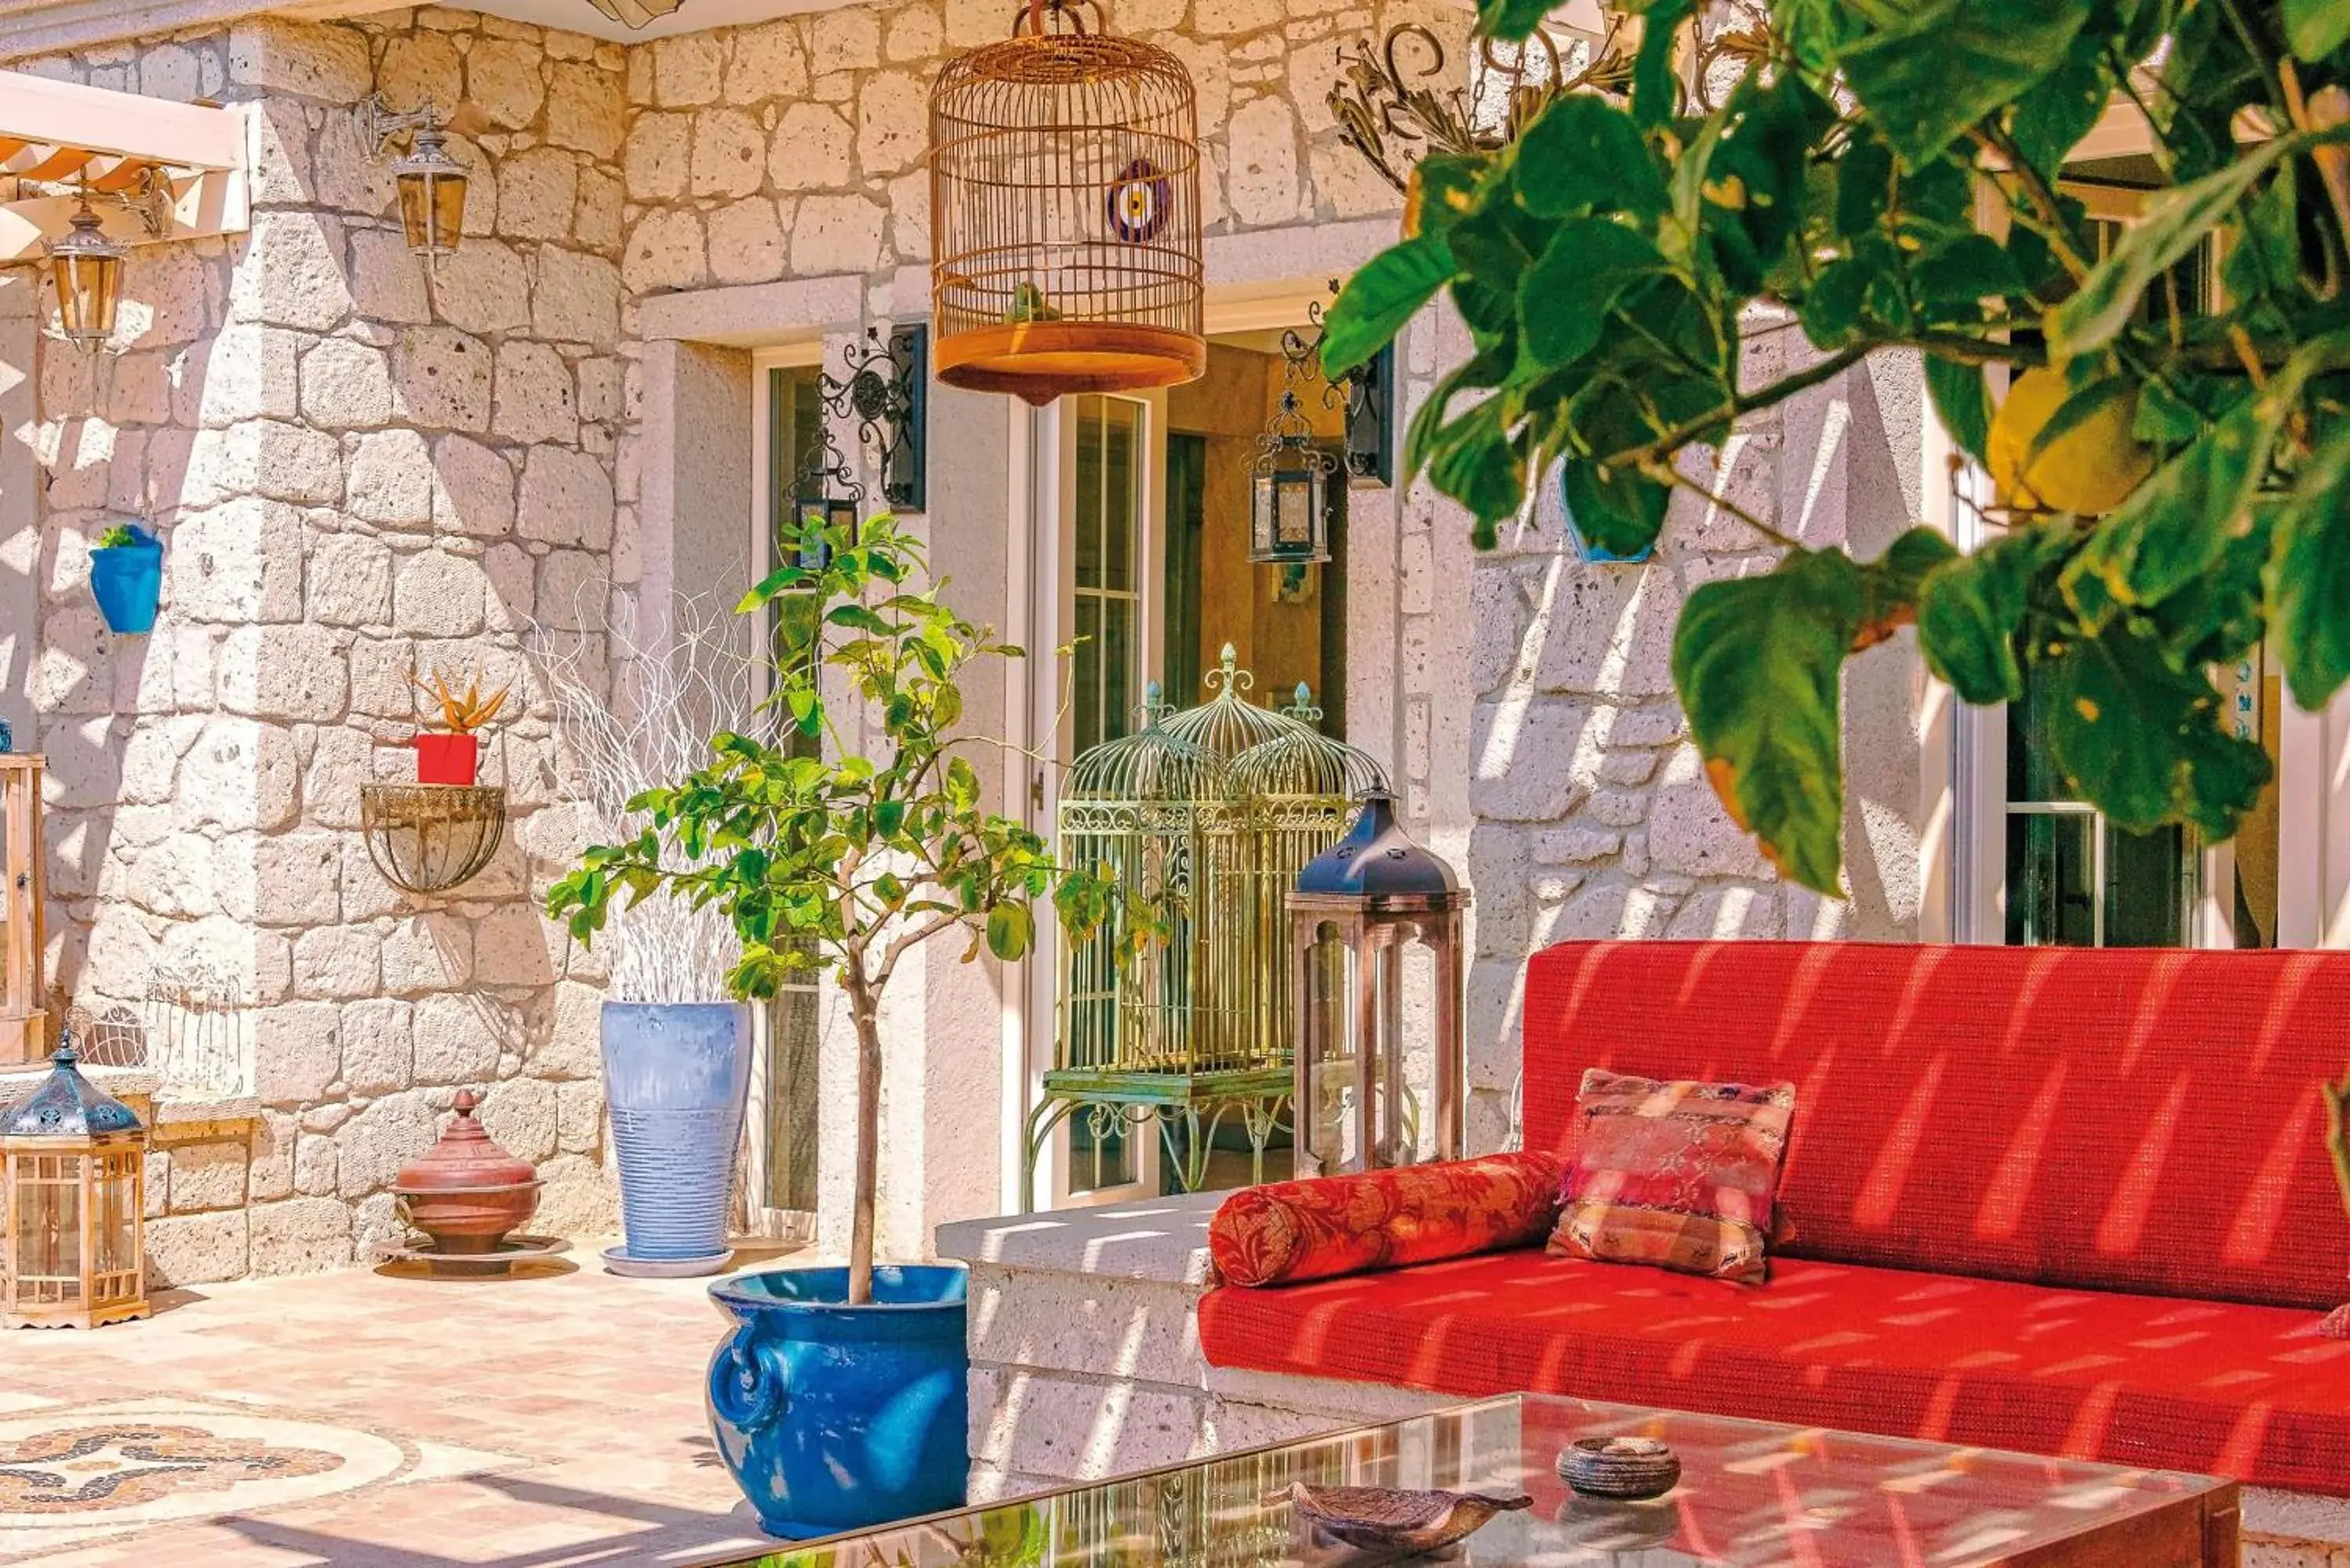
[969,1367,1209,1479]
[166,1139,248,1212]
[517,445,614,550]
[968,1266,1204,1387]
[394,549,490,638]
[227,212,351,334]
[432,435,517,538]
[248,1195,352,1275]
[414,992,504,1086]
[146,1209,250,1285]
[346,428,435,529]
[334,1091,439,1197]
[770,103,851,192]
[220,623,351,721]
[254,1000,341,1105]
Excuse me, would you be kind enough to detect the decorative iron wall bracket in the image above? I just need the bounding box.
[822,324,928,514]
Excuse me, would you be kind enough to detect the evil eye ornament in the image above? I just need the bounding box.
[1107,157,1170,244]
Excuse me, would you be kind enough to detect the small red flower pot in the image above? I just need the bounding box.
[414,732,480,786]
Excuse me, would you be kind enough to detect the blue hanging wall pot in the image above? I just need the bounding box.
[89,525,164,634]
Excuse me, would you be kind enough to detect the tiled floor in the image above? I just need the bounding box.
[2,1247,801,1566]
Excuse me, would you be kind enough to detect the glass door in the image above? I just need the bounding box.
[1028,391,1166,1207]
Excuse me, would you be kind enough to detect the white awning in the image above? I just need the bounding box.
[0,68,250,263]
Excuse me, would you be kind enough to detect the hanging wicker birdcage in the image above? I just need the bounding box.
[928,0,1206,406]
[1025,650,1386,1207]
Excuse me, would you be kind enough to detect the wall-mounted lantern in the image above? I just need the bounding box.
[1288,789,1469,1176]
[788,409,862,573]
[1343,342,1395,489]
[47,191,124,352]
[363,96,467,268]
[1249,327,1336,567]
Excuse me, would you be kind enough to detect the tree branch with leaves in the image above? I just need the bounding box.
[548,514,1148,1304]
[1324,0,2350,893]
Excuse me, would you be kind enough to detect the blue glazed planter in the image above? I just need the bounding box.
[600,1002,751,1274]
[707,1264,970,1539]
[90,532,164,634]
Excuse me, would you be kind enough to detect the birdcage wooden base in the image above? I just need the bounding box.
[936,321,1206,406]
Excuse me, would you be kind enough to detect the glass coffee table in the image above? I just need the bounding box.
[715,1393,2239,1567]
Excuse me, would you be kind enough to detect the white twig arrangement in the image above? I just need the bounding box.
[526,593,762,1004]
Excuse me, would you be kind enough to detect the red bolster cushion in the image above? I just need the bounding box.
[1208,1151,1567,1287]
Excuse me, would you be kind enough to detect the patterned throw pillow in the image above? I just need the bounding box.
[1548,1068,1797,1284]
[1209,1151,1566,1288]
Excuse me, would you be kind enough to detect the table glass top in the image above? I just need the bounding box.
[719,1394,2227,1568]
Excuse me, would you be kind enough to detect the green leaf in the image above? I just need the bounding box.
[1630,0,1692,130]
[1914,233,2024,306]
[1474,0,1552,42]
[985,901,1034,961]
[2005,23,2114,177]
[2039,622,2271,838]
[1916,520,2080,704]
[1857,527,1961,642]
[1837,0,2095,168]
[1518,219,1666,368]
[2045,132,2300,359]
[2286,0,2350,60]
[1561,459,1670,559]
[1517,96,1666,218]
[1671,549,1867,893]
[2270,421,2350,708]
[1426,399,1527,534]
[1323,236,1455,378]
[1923,357,1992,464]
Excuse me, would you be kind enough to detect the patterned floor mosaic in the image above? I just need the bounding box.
[0,1400,515,1558]
[1,1254,783,1566]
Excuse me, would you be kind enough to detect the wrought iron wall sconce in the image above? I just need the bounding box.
[824,324,928,514]
[787,387,863,572]
[1327,20,1635,193]
[360,95,468,269]
[1250,324,1338,567]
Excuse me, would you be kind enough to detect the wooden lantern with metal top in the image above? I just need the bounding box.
[929,0,1205,405]
[1288,789,1469,1177]
[2,1037,149,1330]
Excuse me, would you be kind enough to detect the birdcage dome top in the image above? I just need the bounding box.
[1227,684,1390,799]
[1161,645,1311,763]
[1065,685,1229,802]
[932,24,1196,111]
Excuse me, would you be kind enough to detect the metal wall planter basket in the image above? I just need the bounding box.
[360,784,506,895]
[928,0,1205,405]
[1025,647,1387,1205]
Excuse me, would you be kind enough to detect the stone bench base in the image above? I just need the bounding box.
[936,1192,2350,1565]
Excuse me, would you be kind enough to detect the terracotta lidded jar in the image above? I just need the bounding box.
[391,1089,542,1255]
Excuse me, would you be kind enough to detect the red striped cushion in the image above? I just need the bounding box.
[1209,1152,1564,1287]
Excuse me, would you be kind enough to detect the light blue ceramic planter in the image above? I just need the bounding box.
[601,1002,752,1276]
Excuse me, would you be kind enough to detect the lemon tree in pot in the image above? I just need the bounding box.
[549,512,1145,1538]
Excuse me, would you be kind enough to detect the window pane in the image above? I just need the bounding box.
[1067,1108,1137,1194]
[1073,594,1102,757]
[1076,399,1104,589]
[1104,399,1137,592]
[2006,812,2095,947]
[2105,823,2189,947]
[1101,598,1133,744]
[2005,668,2074,804]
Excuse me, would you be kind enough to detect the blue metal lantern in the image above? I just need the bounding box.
[2,1036,149,1329]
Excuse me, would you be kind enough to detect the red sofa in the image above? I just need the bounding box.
[1199,941,2350,1494]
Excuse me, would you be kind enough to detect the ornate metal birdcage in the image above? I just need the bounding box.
[1024,650,1386,1207]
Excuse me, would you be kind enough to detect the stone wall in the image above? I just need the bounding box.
[1394,308,1932,1149]
[6,9,628,1281]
